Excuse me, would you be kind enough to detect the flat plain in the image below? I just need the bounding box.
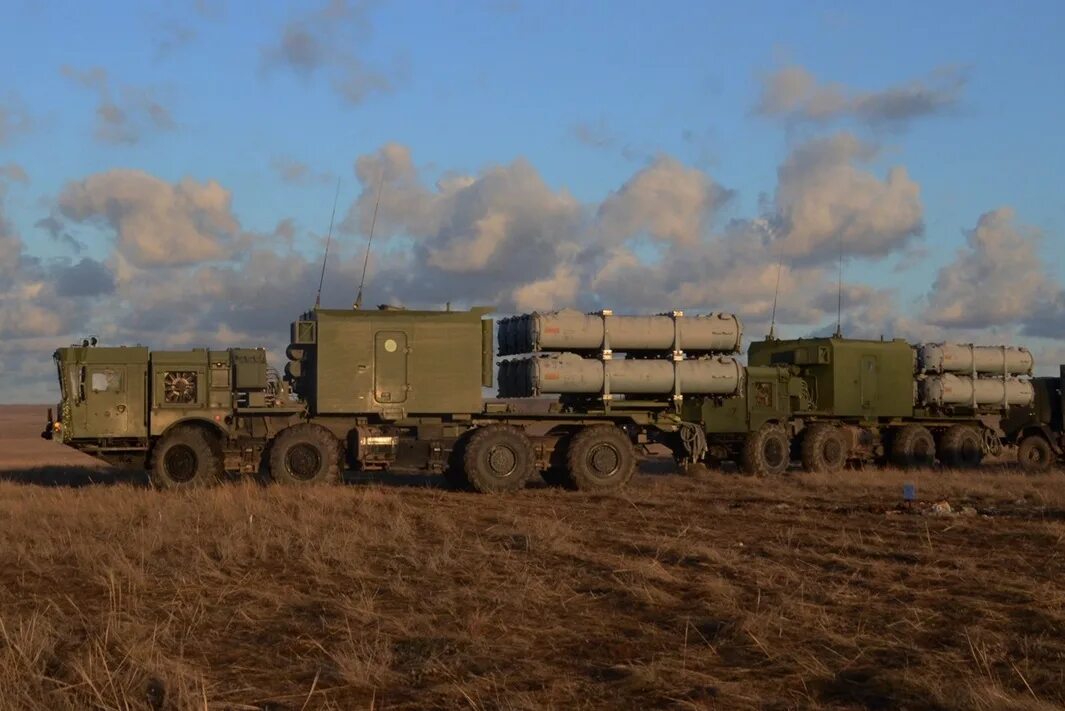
[0,404,1063,710]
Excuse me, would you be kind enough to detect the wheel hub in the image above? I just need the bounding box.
[487,445,517,477]
[765,439,786,468]
[823,439,842,462]
[286,443,322,480]
[164,444,199,483]
[588,443,620,477]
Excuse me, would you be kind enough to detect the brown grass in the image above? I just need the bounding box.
[1,407,1064,709]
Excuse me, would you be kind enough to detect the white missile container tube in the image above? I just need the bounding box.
[498,353,744,397]
[919,373,1035,408]
[497,310,743,356]
[917,343,1034,376]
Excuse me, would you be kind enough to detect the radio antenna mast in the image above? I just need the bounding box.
[834,229,844,338]
[314,178,342,308]
[769,258,783,340]
[354,167,385,310]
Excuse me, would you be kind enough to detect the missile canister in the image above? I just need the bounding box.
[917,343,1034,376]
[498,353,744,397]
[919,373,1034,408]
[497,309,743,356]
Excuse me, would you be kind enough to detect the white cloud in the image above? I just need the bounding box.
[57,170,239,267]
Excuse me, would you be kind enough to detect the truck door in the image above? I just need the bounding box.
[860,355,878,411]
[80,365,129,436]
[374,331,408,404]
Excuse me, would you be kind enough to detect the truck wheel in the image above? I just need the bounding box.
[150,426,223,490]
[800,424,847,473]
[891,425,935,469]
[463,425,535,493]
[268,424,341,485]
[1018,435,1054,473]
[939,425,984,469]
[741,423,790,476]
[566,425,637,493]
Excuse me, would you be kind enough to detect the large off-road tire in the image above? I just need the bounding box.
[1017,435,1054,473]
[565,425,637,493]
[463,425,535,493]
[150,426,223,490]
[939,425,984,469]
[800,424,848,473]
[268,424,342,485]
[741,423,790,476]
[891,425,936,469]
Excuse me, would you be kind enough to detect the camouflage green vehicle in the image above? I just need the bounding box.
[45,305,802,491]
[747,335,1039,473]
[1001,366,1065,472]
[45,343,306,487]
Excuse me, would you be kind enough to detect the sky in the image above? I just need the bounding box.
[1,0,1064,402]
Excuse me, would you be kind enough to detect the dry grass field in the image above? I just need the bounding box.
[1,405,1063,710]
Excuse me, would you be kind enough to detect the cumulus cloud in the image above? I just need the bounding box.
[262,0,402,105]
[54,259,117,298]
[925,207,1057,329]
[57,169,239,267]
[756,64,967,128]
[597,156,732,247]
[4,142,1058,402]
[61,66,176,145]
[773,133,923,261]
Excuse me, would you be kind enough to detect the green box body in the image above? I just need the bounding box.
[291,307,493,418]
[748,336,915,419]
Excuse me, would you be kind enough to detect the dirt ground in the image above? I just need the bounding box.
[0,405,1063,710]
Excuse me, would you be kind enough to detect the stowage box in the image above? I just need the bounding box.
[292,306,493,418]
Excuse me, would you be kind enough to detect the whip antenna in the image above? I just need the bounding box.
[354,167,384,310]
[769,258,783,340]
[314,178,342,308]
[834,229,844,338]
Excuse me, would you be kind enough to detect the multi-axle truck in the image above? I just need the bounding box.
[43,304,1057,491]
[45,306,799,491]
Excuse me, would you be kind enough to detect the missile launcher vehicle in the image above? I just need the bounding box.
[43,302,1056,490]
[45,306,802,492]
[747,336,1039,472]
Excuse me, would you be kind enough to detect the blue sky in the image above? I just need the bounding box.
[1,0,1064,401]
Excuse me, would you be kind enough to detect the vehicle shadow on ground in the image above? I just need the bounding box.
[0,466,149,487]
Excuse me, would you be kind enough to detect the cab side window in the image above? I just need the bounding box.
[91,369,123,393]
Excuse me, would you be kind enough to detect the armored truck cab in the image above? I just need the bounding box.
[1001,366,1065,471]
[47,344,303,480]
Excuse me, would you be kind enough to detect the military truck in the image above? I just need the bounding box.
[45,306,801,492]
[1001,365,1065,472]
[746,336,1037,472]
[44,343,306,486]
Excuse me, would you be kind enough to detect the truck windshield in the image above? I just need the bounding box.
[54,354,66,399]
